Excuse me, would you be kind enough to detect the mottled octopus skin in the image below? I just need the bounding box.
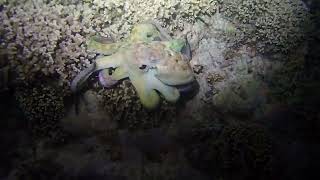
[98,70,118,88]
[71,23,195,109]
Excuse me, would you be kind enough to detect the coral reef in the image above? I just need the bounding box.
[222,0,310,53]
[206,72,224,84]
[268,51,306,103]
[0,1,317,180]
[185,120,273,179]
[89,0,218,34]
[15,84,66,139]
[0,1,95,89]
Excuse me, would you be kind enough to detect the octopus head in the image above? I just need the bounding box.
[132,39,195,86]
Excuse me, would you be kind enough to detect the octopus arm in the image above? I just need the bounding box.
[99,69,119,88]
[129,74,160,110]
[112,67,129,80]
[71,63,96,92]
[98,67,129,88]
[95,53,124,70]
[87,36,123,55]
[148,75,180,103]
[71,53,124,92]
[155,70,195,86]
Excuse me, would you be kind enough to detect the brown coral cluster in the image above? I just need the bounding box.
[15,84,65,139]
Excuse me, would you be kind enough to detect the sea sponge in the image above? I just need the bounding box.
[222,0,310,53]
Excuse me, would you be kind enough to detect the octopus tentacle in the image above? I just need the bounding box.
[112,67,129,80]
[95,53,123,70]
[87,36,123,55]
[71,63,96,92]
[129,74,160,110]
[71,53,123,92]
[147,74,180,103]
[98,69,119,88]
[155,71,194,86]
[98,67,129,88]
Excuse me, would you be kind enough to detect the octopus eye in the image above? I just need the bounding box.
[108,68,113,75]
[139,64,147,69]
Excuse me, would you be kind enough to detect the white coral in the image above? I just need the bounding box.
[0,1,95,87]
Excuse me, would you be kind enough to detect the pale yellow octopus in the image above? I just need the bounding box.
[71,22,195,109]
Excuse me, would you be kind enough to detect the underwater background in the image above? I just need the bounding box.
[0,0,319,179]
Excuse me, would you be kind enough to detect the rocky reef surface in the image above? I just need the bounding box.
[0,0,319,179]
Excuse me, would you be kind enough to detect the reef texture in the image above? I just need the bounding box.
[0,0,316,179]
[15,84,65,139]
[0,0,312,134]
[222,0,310,53]
[0,1,95,89]
[184,119,273,179]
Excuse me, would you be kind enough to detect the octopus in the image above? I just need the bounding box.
[71,22,196,109]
